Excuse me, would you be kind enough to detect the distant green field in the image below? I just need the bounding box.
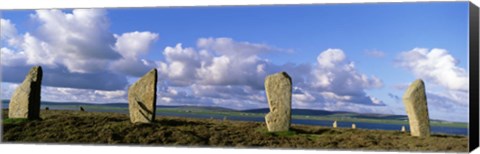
[48,103,467,128]
[157,108,468,128]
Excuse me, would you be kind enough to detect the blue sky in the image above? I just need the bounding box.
[0,2,470,122]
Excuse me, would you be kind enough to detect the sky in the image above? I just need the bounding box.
[0,2,470,122]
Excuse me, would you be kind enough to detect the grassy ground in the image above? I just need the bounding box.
[1,109,468,152]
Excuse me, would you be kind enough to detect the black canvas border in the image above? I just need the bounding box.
[469,1,479,152]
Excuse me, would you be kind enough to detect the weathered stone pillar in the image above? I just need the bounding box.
[264,72,292,132]
[128,68,157,123]
[402,79,430,137]
[8,66,43,119]
[333,120,337,128]
[401,125,406,132]
[352,123,356,129]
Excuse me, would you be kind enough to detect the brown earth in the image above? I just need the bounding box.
[1,109,468,152]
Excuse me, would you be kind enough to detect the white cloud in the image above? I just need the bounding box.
[395,48,468,109]
[111,31,159,77]
[0,19,17,39]
[31,9,122,73]
[156,44,202,86]
[2,9,121,74]
[1,9,159,90]
[2,10,387,113]
[22,33,57,67]
[154,44,386,111]
[0,18,21,46]
[41,86,127,103]
[316,48,346,68]
[157,38,272,89]
[396,48,468,92]
[113,31,159,59]
[306,48,384,106]
[1,47,26,66]
[152,38,278,108]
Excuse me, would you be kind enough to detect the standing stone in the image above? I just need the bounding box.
[352,123,356,129]
[401,125,406,132]
[333,121,337,128]
[8,66,43,119]
[128,69,157,123]
[402,79,430,137]
[264,72,292,132]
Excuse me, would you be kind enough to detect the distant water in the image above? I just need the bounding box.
[1,102,468,136]
[160,112,468,136]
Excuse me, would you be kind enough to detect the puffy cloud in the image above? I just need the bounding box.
[153,38,278,108]
[1,10,387,112]
[1,19,17,39]
[0,18,21,46]
[307,49,384,106]
[157,38,273,89]
[2,10,120,72]
[1,47,26,66]
[154,43,386,110]
[396,48,468,92]
[316,49,346,68]
[22,33,58,67]
[156,44,202,86]
[194,38,276,89]
[30,9,122,73]
[1,9,158,91]
[113,31,159,59]
[111,31,159,77]
[395,48,469,109]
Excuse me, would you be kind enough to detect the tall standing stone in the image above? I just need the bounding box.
[333,121,337,128]
[402,79,430,137]
[8,66,43,119]
[128,69,157,123]
[264,72,292,132]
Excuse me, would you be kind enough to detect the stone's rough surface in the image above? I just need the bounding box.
[264,72,292,132]
[333,121,337,128]
[352,123,356,129]
[402,79,430,137]
[128,69,157,123]
[8,66,43,119]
